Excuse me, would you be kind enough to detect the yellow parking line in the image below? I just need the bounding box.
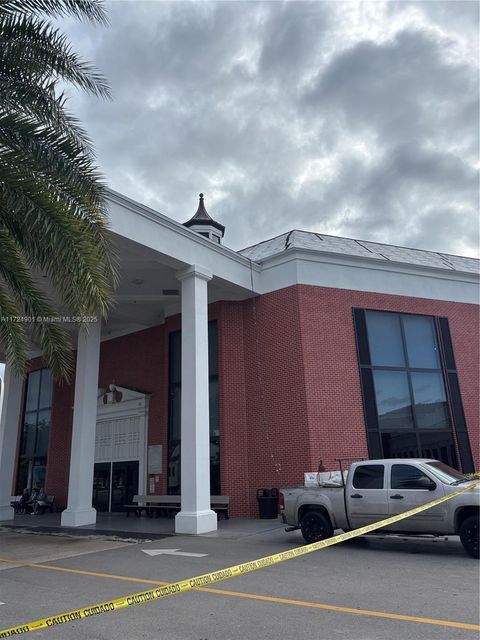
[0,557,478,632]
[0,557,155,584]
[199,587,480,631]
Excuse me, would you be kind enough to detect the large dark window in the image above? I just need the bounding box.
[16,369,52,492]
[353,310,474,472]
[367,311,450,435]
[167,321,220,495]
[372,370,413,430]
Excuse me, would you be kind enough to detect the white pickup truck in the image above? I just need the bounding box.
[279,459,479,558]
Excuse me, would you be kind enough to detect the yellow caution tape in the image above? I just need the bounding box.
[0,481,478,637]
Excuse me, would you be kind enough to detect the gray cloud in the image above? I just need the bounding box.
[305,30,470,137]
[64,1,479,257]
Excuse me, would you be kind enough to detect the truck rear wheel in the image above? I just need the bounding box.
[459,515,479,558]
[301,510,333,544]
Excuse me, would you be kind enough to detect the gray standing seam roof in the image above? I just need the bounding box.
[238,230,479,275]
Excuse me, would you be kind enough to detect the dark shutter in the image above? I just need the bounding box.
[438,317,456,370]
[366,432,382,459]
[353,309,379,458]
[437,318,474,473]
[352,308,371,366]
[360,368,378,430]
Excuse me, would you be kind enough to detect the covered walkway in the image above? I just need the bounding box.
[0,511,283,540]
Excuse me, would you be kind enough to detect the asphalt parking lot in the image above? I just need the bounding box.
[0,522,478,640]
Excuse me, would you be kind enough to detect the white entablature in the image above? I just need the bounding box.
[97,385,150,420]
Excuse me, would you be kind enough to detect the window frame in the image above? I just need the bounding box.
[366,311,450,434]
[352,309,474,472]
[167,321,221,495]
[16,368,52,492]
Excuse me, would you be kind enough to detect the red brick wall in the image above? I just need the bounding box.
[232,284,478,515]
[297,286,369,472]
[98,325,165,497]
[216,302,251,516]
[296,285,479,473]
[42,325,166,507]
[47,374,75,506]
[21,283,478,517]
[241,288,311,514]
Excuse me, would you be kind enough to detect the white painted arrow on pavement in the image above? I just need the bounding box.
[142,548,207,558]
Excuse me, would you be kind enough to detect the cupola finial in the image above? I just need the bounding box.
[183,192,225,243]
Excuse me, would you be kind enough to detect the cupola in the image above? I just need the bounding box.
[183,193,225,244]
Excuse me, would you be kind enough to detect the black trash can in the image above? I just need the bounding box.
[257,488,279,519]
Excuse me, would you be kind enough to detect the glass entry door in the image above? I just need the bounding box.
[93,463,110,512]
[111,461,139,512]
[93,461,139,512]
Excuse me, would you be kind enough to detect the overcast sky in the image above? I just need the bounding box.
[64,0,479,257]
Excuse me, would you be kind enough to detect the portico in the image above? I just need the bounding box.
[0,191,256,534]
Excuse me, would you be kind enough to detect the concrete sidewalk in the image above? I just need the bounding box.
[0,511,285,541]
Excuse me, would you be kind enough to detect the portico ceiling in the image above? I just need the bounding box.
[106,231,255,339]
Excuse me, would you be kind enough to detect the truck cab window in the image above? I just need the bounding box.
[352,465,384,489]
[391,464,434,490]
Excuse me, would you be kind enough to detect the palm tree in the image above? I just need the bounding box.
[0,0,117,380]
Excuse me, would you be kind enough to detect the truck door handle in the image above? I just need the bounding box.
[350,493,363,499]
[390,494,404,499]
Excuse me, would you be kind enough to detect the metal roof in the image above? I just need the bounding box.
[239,230,479,274]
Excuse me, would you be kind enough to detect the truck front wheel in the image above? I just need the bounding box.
[459,515,479,559]
[301,511,333,544]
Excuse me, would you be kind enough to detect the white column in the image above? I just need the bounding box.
[61,320,101,527]
[175,265,217,534]
[0,367,23,521]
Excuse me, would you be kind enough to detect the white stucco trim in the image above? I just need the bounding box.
[106,190,260,292]
[256,249,479,304]
[176,264,213,282]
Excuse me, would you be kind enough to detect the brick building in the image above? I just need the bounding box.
[0,191,478,533]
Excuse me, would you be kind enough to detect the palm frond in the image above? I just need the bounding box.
[0,227,73,379]
[0,13,110,98]
[0,111,108,212]
[0,284,28,377]
[0,0,114,379]
[0,0,108,25]
[1,184,118,317]
[0,78,94,151]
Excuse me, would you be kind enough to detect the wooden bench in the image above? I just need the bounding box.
[123,495,178,518]
[36,495,55,514]
[10,495,22,513]
[211,495,230,519]
[10,494,55,514]
[124,495,230,519]
[124,495,149,518]
[147,496,181,519]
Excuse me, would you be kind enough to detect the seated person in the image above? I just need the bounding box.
[26,488,38,514]
[31,487,47,515]
[15,488,30,513]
